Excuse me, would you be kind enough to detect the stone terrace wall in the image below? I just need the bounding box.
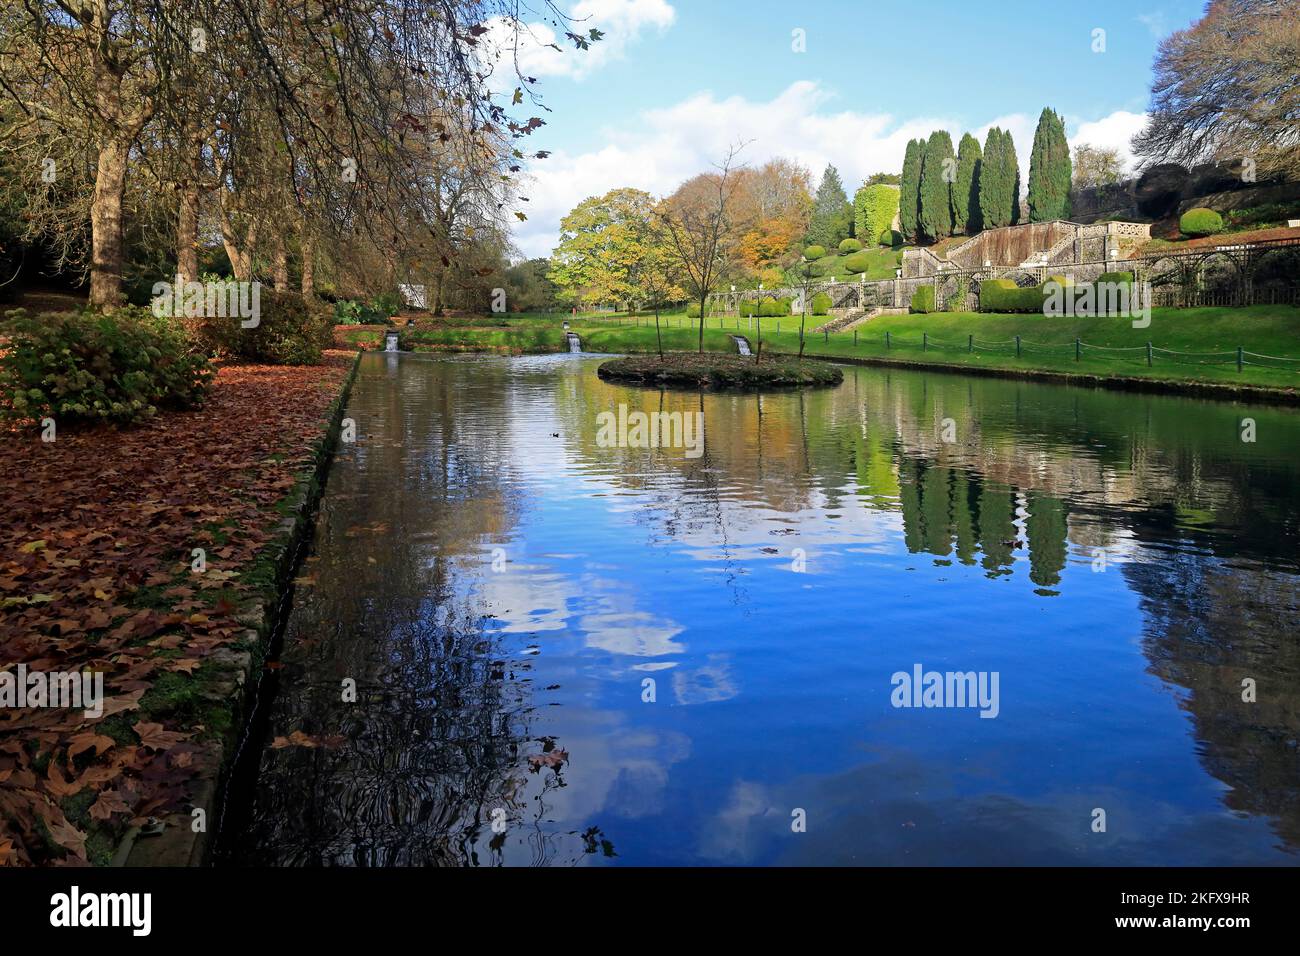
[947,221,1077,269]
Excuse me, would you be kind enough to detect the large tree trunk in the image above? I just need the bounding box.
[300,235,315,298]
[89,138,129,308]
[218,201,258,281]
[431,270,445,316]
[176,185,200,286]
[273,235,289,290]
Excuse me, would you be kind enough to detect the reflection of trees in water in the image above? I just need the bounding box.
[241,354,1300,862]
[239,356,607,866]
[1125,556,1300,853]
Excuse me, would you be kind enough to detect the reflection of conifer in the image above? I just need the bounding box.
[954,474,980,565]
[898,458,926,555]
[1026,493,1069,589]
[978,484,1018,576]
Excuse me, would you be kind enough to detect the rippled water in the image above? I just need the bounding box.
[231,351,1300,866]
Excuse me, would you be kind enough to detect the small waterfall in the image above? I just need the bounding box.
[384,331,399,352]
[565,332,583,353]
[732,335,752,357]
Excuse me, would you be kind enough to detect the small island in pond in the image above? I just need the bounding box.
[597,352,844,390]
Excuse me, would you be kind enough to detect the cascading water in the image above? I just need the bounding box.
[565,332,582,353]
[385,332,399,352]
[732,335,752,356]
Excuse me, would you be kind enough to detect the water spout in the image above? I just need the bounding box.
[385,331,399,352]
[566,332,582,353]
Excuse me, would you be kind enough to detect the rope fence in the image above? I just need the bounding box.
[604,314,1300,372]
[781,328,1300,373]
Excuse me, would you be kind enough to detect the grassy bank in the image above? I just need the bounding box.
[559,306,1300,393]
[345,305,1300,395]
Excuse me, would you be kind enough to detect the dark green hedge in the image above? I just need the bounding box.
[979,279,1045,313]
[811,292,832,315]
[910,285,937,313]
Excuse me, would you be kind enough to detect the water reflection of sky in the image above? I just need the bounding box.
[240,352,1300,866]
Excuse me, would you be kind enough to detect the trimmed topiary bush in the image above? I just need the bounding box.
[854,184,900,252]
[909,285,937,313]
[1097,271,1135,287]
[759,298,789,318]
[843,251,872,274]
[0,307,213,425]
[803,245,826,261]
[838,238,863,255]
[979,278,1046,313]
[880,229,900,247]
[1179,207,1224,237]
[811,292,832,315]
[804,261,826,278]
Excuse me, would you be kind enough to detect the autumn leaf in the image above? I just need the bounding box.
[44,762,85,800]
[67,732,116,761]
[88,789,132,821]
[133,721,190,751]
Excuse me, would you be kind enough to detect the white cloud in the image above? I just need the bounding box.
[1137,11,1169,37]
[512,82,1149,258]
[484,0,675,83]
[1068,110,1149,173]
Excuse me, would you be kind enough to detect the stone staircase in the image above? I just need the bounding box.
[814,307,883,333]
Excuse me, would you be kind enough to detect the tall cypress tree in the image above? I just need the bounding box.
[1028,107,1072,221]
[979,127,1006,229]
[918,130,955,243]
[808,164,851,247]
[1008,129,1022,225]
[953,132,982,235]
[899,138,923,243]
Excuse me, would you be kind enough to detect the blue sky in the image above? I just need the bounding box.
[497,0,1208,257]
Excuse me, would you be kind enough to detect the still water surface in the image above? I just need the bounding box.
[233,351,1300,865]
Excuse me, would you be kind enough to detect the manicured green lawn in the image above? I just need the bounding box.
[756,306,1300,390]
[519,305,1300,391]
[362,306,1300,392]
[795,245,903,283]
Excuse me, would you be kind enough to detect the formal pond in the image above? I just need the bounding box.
[224,350,1300,866]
